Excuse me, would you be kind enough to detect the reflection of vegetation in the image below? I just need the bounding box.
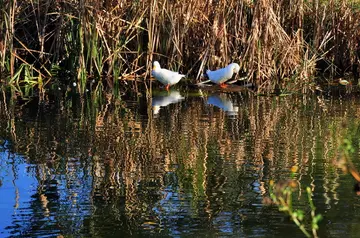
[2,87,360,236]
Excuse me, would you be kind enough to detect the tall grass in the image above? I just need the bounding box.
[0,0,359,92]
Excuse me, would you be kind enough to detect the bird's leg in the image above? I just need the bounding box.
[219,83,228,88]
[165,84,170,91]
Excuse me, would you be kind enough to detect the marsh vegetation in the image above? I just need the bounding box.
[1,0,360,93]
[1,1,360,236]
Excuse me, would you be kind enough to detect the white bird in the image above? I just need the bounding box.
[206,63,240,88]
[152,61,185,91]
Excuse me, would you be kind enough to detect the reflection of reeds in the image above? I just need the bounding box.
[1,89,360,224]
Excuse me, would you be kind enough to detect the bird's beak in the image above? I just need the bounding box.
[153,65,156,70]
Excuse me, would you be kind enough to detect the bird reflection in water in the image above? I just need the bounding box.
[152,90,184,115]
[207,94,239,116]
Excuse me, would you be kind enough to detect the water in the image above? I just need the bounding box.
[1,85,360,237]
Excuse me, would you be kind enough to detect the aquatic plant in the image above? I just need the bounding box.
[266,166,322,238]
[335,128,360,195]
[0,0,359,93]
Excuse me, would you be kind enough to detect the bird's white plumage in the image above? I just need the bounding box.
[152,61,185,87]
[206,63,240,85]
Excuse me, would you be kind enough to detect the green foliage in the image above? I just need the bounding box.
[341,138,355,156]
[268,167,322,238]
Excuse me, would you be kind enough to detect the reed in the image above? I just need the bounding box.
[0,0,359,93]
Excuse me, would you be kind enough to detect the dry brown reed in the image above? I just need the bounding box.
[0,0,360,92]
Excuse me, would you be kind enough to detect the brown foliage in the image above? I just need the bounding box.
[0,0,359,91]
